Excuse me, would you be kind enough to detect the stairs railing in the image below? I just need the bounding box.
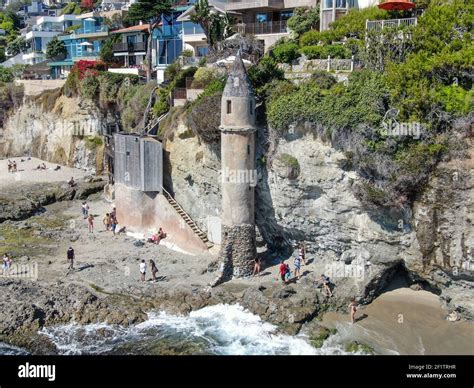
[161,187,213,248]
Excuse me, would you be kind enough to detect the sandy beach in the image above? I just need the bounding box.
[0,157,88,188]
[322,287,474,355]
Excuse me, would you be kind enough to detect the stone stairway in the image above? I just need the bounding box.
[161,187,213,248]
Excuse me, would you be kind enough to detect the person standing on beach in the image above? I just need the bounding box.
[67,247,75,270]
[87,214,94,233]
[139,260,147,282]
[349,298,358,324]
[299,243,307,266]
[110,215,117,235]
[279,260,291,284]
[2,253,12,274]
[149,259,158,281]
[320,274,333,297]
[103,213,111,231]
[252,257,261,277]
[294,254,302,280]
[81,202,89,219]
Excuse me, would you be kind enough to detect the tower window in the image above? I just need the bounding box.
[226,100,232,114]
[249,100,253,115]
[247,144,250,155]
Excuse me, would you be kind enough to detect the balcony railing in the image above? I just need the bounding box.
[113,42,147,53]
[366,17,418,31]
[74,26,109,35]
[237,20,288,35]
[73,51,101,59]
[209,0,284,11]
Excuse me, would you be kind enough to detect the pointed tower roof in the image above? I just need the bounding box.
[222,51,255,99]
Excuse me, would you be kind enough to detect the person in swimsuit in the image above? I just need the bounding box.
[253,257,262,277]
[87,214,94,233]
[298,243,307,266]
[149,259,158,281]
[349,298,358,324]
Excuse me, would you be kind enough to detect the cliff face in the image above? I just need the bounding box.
[163,115,473,317]
[0,94,107,174]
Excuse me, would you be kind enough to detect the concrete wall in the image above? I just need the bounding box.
[15,79,65,97]
[115,183,209,255]
[220,131,256,227]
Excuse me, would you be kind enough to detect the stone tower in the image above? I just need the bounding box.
[212,53,257,286]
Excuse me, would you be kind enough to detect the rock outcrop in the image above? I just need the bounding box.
[0,94,111,174]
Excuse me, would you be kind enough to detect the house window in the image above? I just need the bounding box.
[227,100,232,114]
[280,10,293,21]
[256,13,271,23]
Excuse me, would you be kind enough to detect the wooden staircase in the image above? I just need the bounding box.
[161,187,213,249]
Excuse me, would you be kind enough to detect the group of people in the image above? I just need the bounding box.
[139,259,159,282]
[2,253,12,274]
[277,243,308,283]
[7,160,17,173]
[102,210,119,235]
[148,228,167,245]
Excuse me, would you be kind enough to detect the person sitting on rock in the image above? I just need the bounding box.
[12,161,17,173]
[157,227,166,243]
[54,165,61,171]
[68,177,76,187]
[7,160,13,173]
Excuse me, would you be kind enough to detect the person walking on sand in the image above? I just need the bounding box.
[299,243,307,266]
[253,257,262,277]
[67,247,75,270]
[139,260,147,282]
[81,202,89,219]
[279,260,291,284]
[87,214,94,233]
[349,298,358,324]
[149,259,158,281]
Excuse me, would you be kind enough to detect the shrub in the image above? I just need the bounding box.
[299,30,320,47]
[272,42,300,64]
[301,44,351,59]
[181,49,193,57]
[192,66,220,88]
[81,72,100,99]
[248,56,284,98]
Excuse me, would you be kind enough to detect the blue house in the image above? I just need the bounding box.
[153,1,207,83]
[48,13,109,78]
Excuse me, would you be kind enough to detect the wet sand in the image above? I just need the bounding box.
[322,288,474,355]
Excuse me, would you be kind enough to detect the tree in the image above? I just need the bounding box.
[6,36,27,56]
[190,0,235,53]
[100,35,120,64]
[126,0,173,82]
[287,6,320,38]
[46,37,67,59]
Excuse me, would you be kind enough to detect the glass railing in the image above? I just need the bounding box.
[74,26,109,35]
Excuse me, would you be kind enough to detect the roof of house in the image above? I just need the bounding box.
[111,24,150,34]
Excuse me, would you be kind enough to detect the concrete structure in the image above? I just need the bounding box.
[212,53,257,285]
[113,133,210,254]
